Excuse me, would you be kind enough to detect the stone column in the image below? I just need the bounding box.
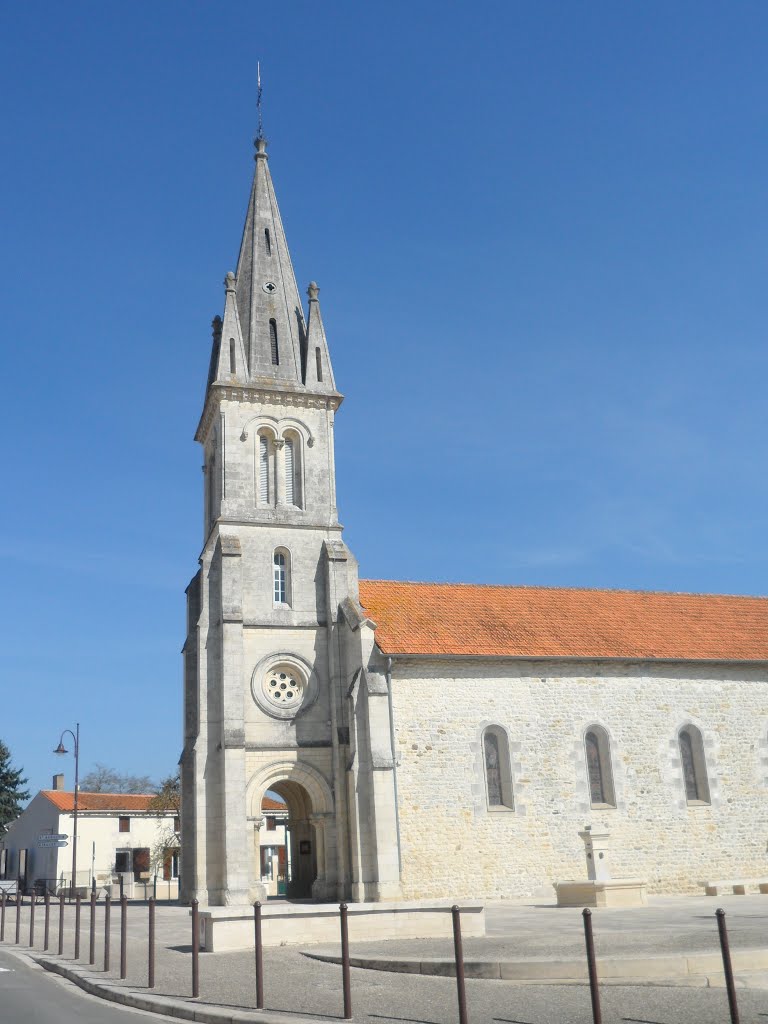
[310,813,331,901]
[273,438,285,507]
[248,816,268,902]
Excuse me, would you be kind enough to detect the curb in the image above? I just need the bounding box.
[303,947,768,988]
[0,946,324,1024]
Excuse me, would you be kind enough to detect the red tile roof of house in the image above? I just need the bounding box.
[42,791,161,812]
[262,796,287,812]
[358,580,768,663]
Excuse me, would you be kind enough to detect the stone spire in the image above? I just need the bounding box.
[209,272,249,386]
[233,137,306,387]
[304,281,337,394]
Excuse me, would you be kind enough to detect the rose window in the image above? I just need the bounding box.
[263,666,304,710]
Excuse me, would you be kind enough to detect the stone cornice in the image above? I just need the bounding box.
[195,383,343,443]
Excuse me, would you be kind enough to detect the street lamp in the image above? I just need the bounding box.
[54,723,80,898]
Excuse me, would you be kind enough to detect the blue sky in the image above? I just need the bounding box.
[1,1,767,794]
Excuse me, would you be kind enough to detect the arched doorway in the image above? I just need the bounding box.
[268,781,315,898]
[247,761,335,901]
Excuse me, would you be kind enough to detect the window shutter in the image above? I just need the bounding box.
[284,439,294,505]
[259,436,269,502]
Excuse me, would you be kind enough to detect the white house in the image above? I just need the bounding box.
[1,775,179,898]
[258,795,288,897]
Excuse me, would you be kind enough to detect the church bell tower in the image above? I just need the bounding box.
[180,129,402,907]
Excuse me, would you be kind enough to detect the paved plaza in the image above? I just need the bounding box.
[3,895,768,1022]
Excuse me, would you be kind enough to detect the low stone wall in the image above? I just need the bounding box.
[198,899,485,952]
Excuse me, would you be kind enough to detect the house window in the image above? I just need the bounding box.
[162,848,180,881]
[266,816,276,831]
[173,816,180,833]
[260,846,276,881]
[269,319,279,365]
[118,816,130,833]
[273,549,290,606]
[584,727,616,808]
[482,726,513,809]
[132,847,150,882]
[679,726,711,804]
[115,849,132,874]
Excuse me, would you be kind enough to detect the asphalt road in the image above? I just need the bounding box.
[0,946,174,1024]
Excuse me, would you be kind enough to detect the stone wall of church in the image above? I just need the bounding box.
[390,658,768,899]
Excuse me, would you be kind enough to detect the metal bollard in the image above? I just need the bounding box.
[451,905,469,1024]
[148,897,155,989]
[340,903,352,1020]
[104,893,111,971]
[582,908,602,1024]
[58,893,65,956]
[191,899,200,998]
[43,892,50,951]
[254,901,264,1009]
[15,891,21,944]
[29,893,35,948]
[716,908,740,1024]
[0,891,5,941]
[89,890,96,964]
[74,894,81,959]
[120,895,127,980]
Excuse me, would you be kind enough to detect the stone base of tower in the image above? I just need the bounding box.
[197,899,485,952]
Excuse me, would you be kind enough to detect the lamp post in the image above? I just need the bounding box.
[54,724,80,899]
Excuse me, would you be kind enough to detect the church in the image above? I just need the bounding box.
[180,130,768,907]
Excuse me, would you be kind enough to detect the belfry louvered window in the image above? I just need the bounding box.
[269,319,279,365]
[284,438,295,505]
[259,436,269,503]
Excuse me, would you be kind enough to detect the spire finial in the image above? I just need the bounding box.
[307,281,320,302]
[256,61,264,141]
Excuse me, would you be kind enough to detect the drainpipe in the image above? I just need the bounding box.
[385,656,402,876]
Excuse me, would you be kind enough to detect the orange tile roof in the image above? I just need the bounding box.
[262,796,287,812]
[42,791,161,812]
[358,580,768,662]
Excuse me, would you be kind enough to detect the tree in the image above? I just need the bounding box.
[147,773,181,879]
[0,740,30,832]
[79,763,154,794]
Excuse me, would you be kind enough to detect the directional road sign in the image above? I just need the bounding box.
[37,840,68,848]
[38,833,67,841]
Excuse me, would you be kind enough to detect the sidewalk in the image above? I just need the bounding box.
[3,895,768,1023]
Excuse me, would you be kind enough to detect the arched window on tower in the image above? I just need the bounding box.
[264,228,272,256]
[584,727,616,808]
[273,549,291,607]
[678,725,710,804]
[258,434,271,505]
[315,347,323,382]
[269,319,279,365]
[229,339,236,375]
[482,726,513,809]
[283,432,303,508]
